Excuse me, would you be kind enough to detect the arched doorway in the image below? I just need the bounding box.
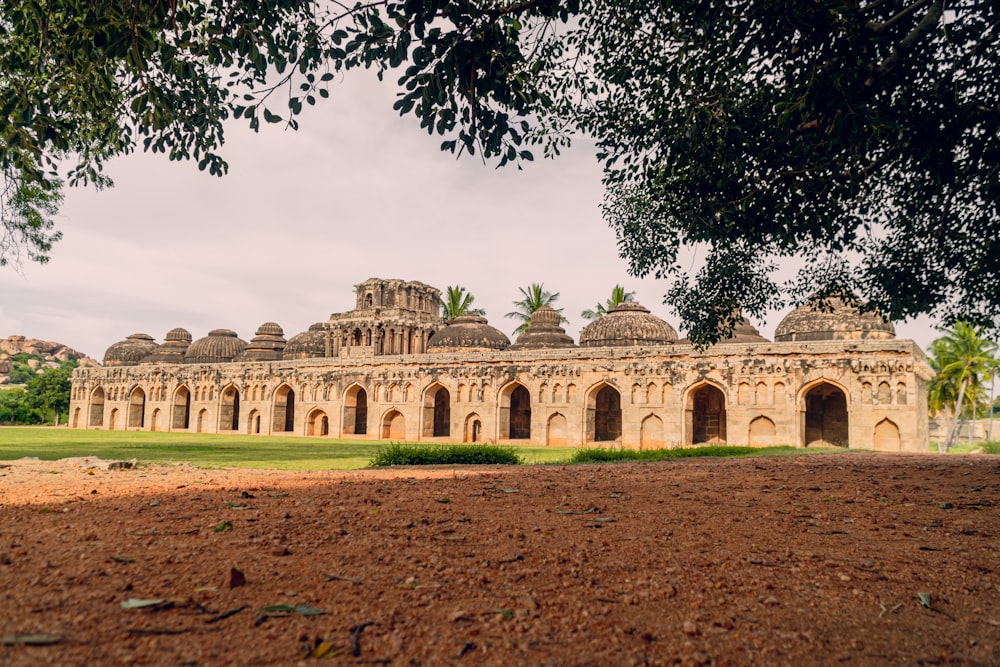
[748,416,776,447]
[89,387,105,427]
[464,413,482,442]
[220,386,240,431]
[72,407,81,428]
[343,385,368,436]
[382,410,405,439]
[588,384,622,442]
[197,408,208,433]
[127,388,146,429]
[108,408,119,430]
[500,383,531,440]
[273,385,295,433]
[640,414,664,449]
[873,418,901,451]
[422,384,451,437]
[150,408,161,432]
[547,413,568,446]
[688,383,727,445]
[307,409,330,436]
[247,409,261,435]
[803,382,849,447]
[172,386,191,430]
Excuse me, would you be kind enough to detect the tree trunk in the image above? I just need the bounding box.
[944,377,970,453]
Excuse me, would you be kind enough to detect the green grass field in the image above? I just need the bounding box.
[0,426,577,469]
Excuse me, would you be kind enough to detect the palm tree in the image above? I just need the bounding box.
[441,285,485,321]
[505,283,565,335]
[928,321,999,452]
[581,284,636,321]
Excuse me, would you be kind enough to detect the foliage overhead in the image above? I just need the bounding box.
[927,322,999,452]
[505,282,565,335]
[2,0,997,344]
[581,284,636,320]
[441,285,486,321]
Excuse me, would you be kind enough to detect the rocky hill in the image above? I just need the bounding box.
[0,335,99,386]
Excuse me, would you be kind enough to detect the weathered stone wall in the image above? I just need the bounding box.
[69,339,933,452]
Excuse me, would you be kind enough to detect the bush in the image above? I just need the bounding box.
[369,443,524,467]
[570,445,800,464]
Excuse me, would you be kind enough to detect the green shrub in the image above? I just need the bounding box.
[570,445,801,464]
[369,443,524,467]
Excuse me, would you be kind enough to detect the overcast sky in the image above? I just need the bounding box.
[0,73,937,360]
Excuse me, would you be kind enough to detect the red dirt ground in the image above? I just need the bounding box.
[1,453,999,666]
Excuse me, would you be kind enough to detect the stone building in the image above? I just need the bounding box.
[69,278,933,451]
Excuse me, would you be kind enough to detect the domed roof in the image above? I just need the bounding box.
[184,329,248,364]
[237,322,287,362]
[775,294,895,342]
[721,316,770,343]
[140,328,192,364]
[427,315,510,352]
[283,323,328,359]
[510,306,576,350]
[579,302,677,348]
[104,333,158,367]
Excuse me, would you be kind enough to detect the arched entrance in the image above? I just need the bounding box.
[547,413,568,446]
[422,384,451,437]
[89,387,105,427]
[588,384,622,443]
[640,414,664,449]
[803,382,849,447]
[197,408,208,433]
[220,386,240,431]
[172,386,191,430]
[247,409,261,434]
[343,385,368,436]
[382,410,405,439]
[873,418,901,451]
[748,416,776,447]
[273,385,295,433]
[108,408,119,430]
[464,413,483,442]
[307,409,330,436]
[150,408,161,432]
[127,388,146,429]
[688,383,727,445]
[500,383,531,440]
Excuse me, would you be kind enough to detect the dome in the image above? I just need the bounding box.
[579,302,677,347]
[104,333,158,367]
[721,316,770,343]
[184,329,248,364]
[236,322,287,362]
[283,323,329,359]
[427,315,510,352]
[140,328,191,364]
[510,306,576,350]
[775,294,895,342]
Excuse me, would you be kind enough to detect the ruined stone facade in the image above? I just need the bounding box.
[69,279,933,452]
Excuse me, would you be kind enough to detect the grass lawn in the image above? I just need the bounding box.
[0,426,578,470]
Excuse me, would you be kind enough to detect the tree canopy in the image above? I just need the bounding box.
[2,0,997,343]
[506,283,564,335]
[581,285,636,321]
[441,285,486,321]
[928,322,998,451]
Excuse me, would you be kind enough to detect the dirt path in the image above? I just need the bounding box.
[1,453,998,666]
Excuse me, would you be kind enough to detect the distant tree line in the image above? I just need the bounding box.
[0,358,75,425]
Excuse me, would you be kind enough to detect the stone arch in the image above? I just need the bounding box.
[567,383,577,402]
[748,416,776,447]
[247,409,261,435]
[640,414,664,449]
[307,409,330,436]
[586,382,622,443]
[738,382,751,406]
[552,383,563,403]
[547,412,568,446]
[457,383,467,403]
[465,413,483,443]
[273,383,296,433]
[219,384,240,431]
[196,408,208,433]
[755,382,768,405]
[873,418,901,451]
[862,381,873,404]
[685,381,727,445]
[72,407,82,428]
[149,408,161,432]
[172,385,191,430]
[422,383,451,438]
[661,382,673,403]
[109,407,119,430]
[127,387,146,429]
[89,387,106,427]
[896,382,907,405]
[877,381,892,404]
[801,380,849,447]
[647,382,658,404]
[500,382,531,440]
[405,382,414,402]
[381,409,406,440]
[773,381,786,405]
[343,384,368,436]
[373,383,383,402]
[631,383,644,404]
